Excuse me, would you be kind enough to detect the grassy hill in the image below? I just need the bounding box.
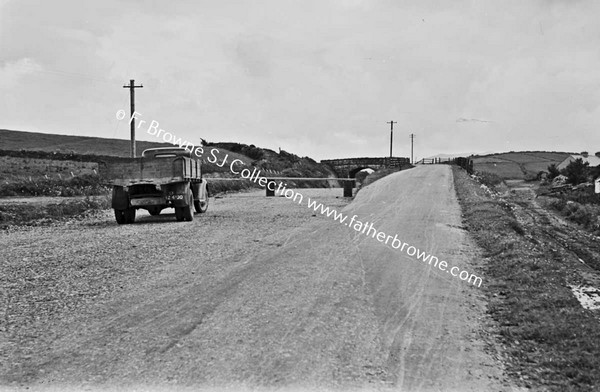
[472,151,571,180]
[0,129,175,157]
[0,129,339,197]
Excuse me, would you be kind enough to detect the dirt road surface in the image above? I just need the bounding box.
[1,166,517,391]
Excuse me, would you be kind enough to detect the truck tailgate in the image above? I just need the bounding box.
[100,157,202,186]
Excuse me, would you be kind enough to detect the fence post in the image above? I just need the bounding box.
[266,179,275,196]
[343,179,355,197]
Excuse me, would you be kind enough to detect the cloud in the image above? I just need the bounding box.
[456,118,492,123]
[0,58,42,89]
[1,0,600,159]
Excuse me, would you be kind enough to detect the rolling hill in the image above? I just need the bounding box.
[0,129,173,156]
[0,129,337,181]
[472,151,571,180]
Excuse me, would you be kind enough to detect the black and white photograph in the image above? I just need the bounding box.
[1,1,600,391]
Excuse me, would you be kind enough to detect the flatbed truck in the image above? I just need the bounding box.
[99,147,208,224]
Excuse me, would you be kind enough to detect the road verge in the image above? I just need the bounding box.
[452,166,600,391]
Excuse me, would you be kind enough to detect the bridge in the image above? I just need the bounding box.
[320,157,410,178]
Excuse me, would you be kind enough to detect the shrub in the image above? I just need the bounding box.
[547,163,560,180]
[561,158,589,185]
[547,197,600,231]
[205,142,265,160]
[548,198,567,211]
[477,171,503,188]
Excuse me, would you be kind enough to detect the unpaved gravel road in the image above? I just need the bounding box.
[1,166,517,391]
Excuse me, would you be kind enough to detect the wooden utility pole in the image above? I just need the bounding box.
[387,121,397,161]
[123,79,143,157]
[409,133,415,164]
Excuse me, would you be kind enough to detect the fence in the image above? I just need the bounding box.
[416,157,473,174]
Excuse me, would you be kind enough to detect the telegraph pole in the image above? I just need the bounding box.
[409,133,415,164]
[387,121,397,162]
[123,79,143,157]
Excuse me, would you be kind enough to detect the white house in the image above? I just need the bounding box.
[557,152,600,171]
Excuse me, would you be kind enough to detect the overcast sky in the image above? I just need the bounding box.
[1,0,599,160]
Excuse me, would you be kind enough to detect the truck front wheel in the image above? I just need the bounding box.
[148,207,162,216]
[194,188,209,213]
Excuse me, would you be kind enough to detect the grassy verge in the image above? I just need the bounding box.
[452,166,600,391]
[0,196,110,229]
[0,174,109,197]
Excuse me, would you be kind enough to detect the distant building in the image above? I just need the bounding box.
[557,151,600,171]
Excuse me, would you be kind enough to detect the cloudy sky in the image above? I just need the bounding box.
[1,0,599,160]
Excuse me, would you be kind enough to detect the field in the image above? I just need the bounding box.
[0,156,98,181]
[0,129,174,156]
[472,151,571,180]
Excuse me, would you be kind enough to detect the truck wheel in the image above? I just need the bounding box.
[148,207,162,216]
[175,197,193,222]
[194,184,209,213]
[183,193,194,221]
[115,208,135,224]
[125,208,136,223]
[114,209,127,224]
[175,207,184,222]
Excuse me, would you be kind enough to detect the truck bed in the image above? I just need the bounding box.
[99,156,202,186]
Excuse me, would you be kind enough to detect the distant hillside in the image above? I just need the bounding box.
[0,129,336,180]
[0,129,173,156]
[472,151,571,180]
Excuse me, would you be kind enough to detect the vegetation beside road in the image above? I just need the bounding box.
[0,174,109,197]
[0,196,110,229]
[538,157,600,235]
[541,192,600,236]
[452,166,600,391]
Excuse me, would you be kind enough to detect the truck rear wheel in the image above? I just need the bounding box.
[175,193,194,222]
[175,207,183,221]
[114,208,135,224]
[183,193,194,221]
